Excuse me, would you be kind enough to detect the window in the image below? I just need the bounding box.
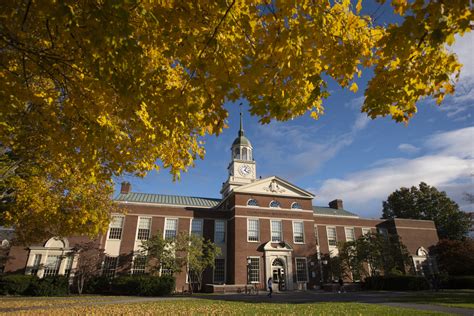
[327,227,337,246]
[132,255,147,275]
[108,216,124,240]
[293,221,304,243]
[314,225,319,245]
[43,255,61,277]
[248,257,260,283]
[271,220,282,242]
[242,147,248,160]
[213,259,225,284]
[30,254,42,276]
[164,218,178,240]
[291,202,302,209]
[247,219,259,242]
[137,217,152,240]
[233,148,240,159]
[214,220,225,243]
[64,255,74,276]
[345,227,355,242]
[269,200,281,208]
[362,228,371,235]
[295,258,308,282]
[191,219,203,236]
[102,256,118,278]
[160,262,173,276]
[247,199,259,207]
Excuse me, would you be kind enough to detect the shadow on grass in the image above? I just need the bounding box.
[393,290,474,308]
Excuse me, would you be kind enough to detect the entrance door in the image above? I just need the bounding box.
[272,258,286,291]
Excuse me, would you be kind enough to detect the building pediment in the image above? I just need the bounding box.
[262,241,294,251]
[233,176,314,199]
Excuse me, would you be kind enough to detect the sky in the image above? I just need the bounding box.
[117,11,474,219]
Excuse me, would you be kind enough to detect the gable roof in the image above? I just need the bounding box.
[233,176,315,199]
[313,206,359,218]
[115,192,221,208]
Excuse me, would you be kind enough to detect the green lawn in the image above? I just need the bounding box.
[395,290,474,309]
[0,299,447,315]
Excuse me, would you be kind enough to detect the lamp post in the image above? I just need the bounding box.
[246,258,252,294]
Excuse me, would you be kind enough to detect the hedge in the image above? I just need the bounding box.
[83,275,175,296]
[446,276,474,289]
[0,275,37,295]
[0,275,69,296]
[363,276,430,291]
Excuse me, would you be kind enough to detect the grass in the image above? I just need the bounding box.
[0,298,448,315]
[395,289,474,309]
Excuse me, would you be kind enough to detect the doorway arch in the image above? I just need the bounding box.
[272,258,287,291]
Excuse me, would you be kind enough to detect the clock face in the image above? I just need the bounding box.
[239,164,252,176]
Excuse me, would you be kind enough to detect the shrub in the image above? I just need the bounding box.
[447,276,474,289]
[82,275,111,294]
[27,276,69,296]
[108,275,175,296]
[363,275,430,291]
[0,275,37,295]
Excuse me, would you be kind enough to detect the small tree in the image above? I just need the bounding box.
[338,233,412,280]
[186,234,221,293]
[140,231,189,276]
[72,241,104,295]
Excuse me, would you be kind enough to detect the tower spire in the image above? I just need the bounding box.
[239,111,244,136]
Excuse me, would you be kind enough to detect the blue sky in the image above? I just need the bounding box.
[117,17,473,219]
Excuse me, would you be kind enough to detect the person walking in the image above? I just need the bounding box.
[267,277,273,298]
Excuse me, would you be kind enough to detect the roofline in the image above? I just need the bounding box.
[116,200,218,209]
[313,213,360,218]
[233,175,315,198]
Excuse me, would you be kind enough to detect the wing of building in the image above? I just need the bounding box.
[2,115,440,291]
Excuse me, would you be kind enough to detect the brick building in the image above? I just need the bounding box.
[3,117,439,291]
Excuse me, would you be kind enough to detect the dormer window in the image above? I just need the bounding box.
[269,200,281,208]
[291,202,302,209]
[247,199,259,207]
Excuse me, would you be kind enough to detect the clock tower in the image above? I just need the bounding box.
[220,113,257,197]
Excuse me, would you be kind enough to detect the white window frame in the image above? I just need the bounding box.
[295,257,309,282]
[362,228,372,235]
[269,200,281,208]
[102,256,118,278]
[214,220,226,244]
[247,199,259,207]
[247,218,260,242]
[327,226,337,247]
[190,218,204,237]
[291,202,302,209]
[136,217,152,241]
[131,255,147,275]
[164,218,178,240]
[271,220,283,242]
[345,227,355,242]
[108,215,125,240]
[213,258,226,284]
[248,256,260,283]
[293,221,305,244]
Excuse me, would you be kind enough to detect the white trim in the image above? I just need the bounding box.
[291,202,302,210]
[270,220,283,243]
[362,227,372,235]
[240,205,314,213]
[344,227,355,242]
[232,215,314,222]
[247,256,261,284]
[164,218,179,239]
[246,198,259,207]
[292,221,305,244]
[107,215,125,240]
[326,226,337,248]
[269,200,281,208]
[135,216,152,241]
[247,218,260,242]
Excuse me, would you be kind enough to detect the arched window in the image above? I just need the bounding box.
[242,147,248,160]
[233,147,240,159]
[291,202,302,210]
[269,200,281,208]
[272,258,285,267]
[247,199,259,207]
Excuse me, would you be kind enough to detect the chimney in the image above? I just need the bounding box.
[329,199,343,210]
[120,181,131,194]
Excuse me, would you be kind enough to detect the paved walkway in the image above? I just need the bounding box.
[0,292,472,315]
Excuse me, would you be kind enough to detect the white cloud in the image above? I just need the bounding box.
[255,106,371,180]
[398,143,420,154]
[312,127,474,217]
[440,32,474,119]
